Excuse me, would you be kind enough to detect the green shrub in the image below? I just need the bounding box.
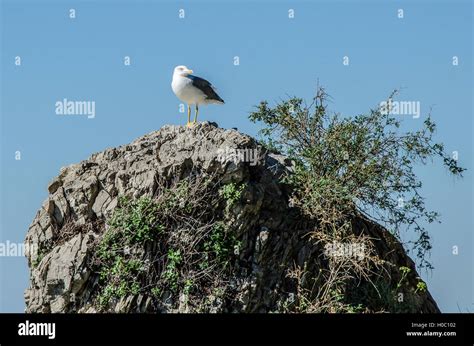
[162,249,182,292]
[92,176,241,311]
[204,221,240,269]
[108,196,163,244]
[219,182,245,213]
[250,87,465,269]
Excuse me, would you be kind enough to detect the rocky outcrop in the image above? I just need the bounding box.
[24,122,440,313]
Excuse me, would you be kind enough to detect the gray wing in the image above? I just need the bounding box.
[189,75,224,103]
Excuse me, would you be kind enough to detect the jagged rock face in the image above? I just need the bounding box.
[24,122,440,313]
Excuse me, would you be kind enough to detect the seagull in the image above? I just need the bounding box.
[171,65,224,127]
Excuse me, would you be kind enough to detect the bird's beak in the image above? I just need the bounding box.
[186,69,194,74]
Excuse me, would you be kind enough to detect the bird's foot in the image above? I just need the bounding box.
[186,122,193,128]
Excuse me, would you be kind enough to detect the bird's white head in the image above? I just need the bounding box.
[173,65,193,77]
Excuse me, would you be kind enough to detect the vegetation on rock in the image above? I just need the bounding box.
[92,176,242,312]
[249,86,464,312]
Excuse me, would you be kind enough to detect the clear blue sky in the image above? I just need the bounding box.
[0,0,472,312]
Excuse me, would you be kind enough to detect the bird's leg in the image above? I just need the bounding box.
[193,104,199,124]
[187,104,191,127]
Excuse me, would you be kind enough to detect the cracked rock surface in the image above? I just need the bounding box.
[24,122,440,313]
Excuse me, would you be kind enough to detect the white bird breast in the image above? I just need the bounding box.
[171,75,207,105]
